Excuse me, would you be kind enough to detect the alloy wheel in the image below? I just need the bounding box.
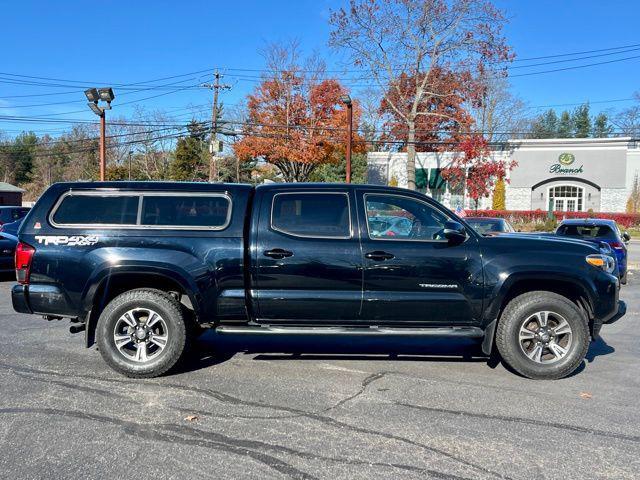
[518,311,573,364]
[113,308,169,363]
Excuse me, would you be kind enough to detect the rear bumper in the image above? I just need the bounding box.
[12,284,74,316]
[12,285,31,313]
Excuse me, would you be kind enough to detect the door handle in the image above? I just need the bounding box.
[365,251,395,261]
[264,248,293,259]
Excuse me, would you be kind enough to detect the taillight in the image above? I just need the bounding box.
[15,242,35,285]
[609,241,624,250]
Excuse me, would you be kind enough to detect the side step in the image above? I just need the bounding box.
[216,325,484,338]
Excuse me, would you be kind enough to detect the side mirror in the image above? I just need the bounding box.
[443,221,466,243]
[623,232,631,243]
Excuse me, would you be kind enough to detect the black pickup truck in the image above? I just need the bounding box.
[12,182,625,379]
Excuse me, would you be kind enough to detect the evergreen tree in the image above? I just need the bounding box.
[627,173,640,213]
[529,109,558,138]
[169,121,207,181]
[557,111,573,138]
[309,153,368,184]
[11,132,38,184]
[572,104,591,138]
[592,113,613,138]
[491,177,506,210]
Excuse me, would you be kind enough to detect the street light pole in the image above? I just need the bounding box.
[84,88,115,182]
[99,112,106,181]
[340,95,353,184]
[128,149,133,180]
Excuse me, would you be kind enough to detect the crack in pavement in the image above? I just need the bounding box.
[0,361,512,479]
[396,402,640,444]
[11,370,129,400]
[0,407,474,480]
[0,407,317,480]
[322,371,390,412]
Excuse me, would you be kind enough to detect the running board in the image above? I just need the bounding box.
[215,325,484,338]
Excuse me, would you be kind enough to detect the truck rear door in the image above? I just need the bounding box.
[251,187,362,323]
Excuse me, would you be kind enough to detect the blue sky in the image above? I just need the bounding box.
[1,0,640,136]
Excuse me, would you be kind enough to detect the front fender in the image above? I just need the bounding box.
[483,269,596,323]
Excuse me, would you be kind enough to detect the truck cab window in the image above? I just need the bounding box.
[365,194,449,241]
[271,193,351,238]
[52,194,139,226]
[140,195,230,228]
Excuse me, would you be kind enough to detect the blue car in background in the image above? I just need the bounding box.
[0,218,23,274]
[556,219,630,284]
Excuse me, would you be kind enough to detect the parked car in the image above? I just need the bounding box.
[11,182,624,380]
[0,206,30,226]
[0,218,22,273]
[556,219,629,284]
[465,217,516,235]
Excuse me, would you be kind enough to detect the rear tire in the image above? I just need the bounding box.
[96,288,189,378]
[495,291,589,380]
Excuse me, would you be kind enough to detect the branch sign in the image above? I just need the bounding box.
[550,153,583,174]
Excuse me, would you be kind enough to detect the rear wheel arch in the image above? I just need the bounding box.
[84,269,202,348]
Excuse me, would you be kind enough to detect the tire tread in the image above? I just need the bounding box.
[96,288,189,378]
[495,291,589,380]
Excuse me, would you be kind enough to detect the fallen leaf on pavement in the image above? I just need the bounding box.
[579,392,592,400]
[184,415,199,421]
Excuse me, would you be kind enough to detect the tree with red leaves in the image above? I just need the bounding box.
[329,0,512,189]
[441,135,516,209]
[234,43,359,182]
[380,68,475,150]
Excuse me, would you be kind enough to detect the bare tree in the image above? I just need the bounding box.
[329,0,511,189]
[358,87,391,151]
[473,76,529,143]
[612,92,640,137]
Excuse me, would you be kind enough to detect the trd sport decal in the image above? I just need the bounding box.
[34,235,99,246]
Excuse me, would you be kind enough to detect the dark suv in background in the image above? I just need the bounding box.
[556,219,629,283]
[0,206,30,226]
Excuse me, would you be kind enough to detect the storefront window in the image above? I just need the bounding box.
[549,185,583,212]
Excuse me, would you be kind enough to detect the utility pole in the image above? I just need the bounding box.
[202,70,231,182]
[340,95,353,183]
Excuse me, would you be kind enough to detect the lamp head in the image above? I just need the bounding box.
[98,87,115,103]
[84,88,100,103]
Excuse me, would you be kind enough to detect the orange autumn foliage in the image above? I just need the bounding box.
[234,71,363,182]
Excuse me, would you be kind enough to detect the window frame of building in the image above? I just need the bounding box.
[548,185,584,212]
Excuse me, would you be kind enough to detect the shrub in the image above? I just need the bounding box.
[463,209,640,228]
[491,178,506,210]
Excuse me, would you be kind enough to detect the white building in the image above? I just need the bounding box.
[367,137,640,213]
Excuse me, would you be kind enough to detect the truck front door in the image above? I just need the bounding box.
[252,188,363,322]
[356,190,483,325]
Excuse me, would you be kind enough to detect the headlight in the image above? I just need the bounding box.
[586,254,616,274]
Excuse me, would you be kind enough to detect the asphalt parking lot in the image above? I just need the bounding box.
[0,274,639,480]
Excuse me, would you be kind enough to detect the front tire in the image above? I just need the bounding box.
[495,291,589,380]
[96,289,189,378]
